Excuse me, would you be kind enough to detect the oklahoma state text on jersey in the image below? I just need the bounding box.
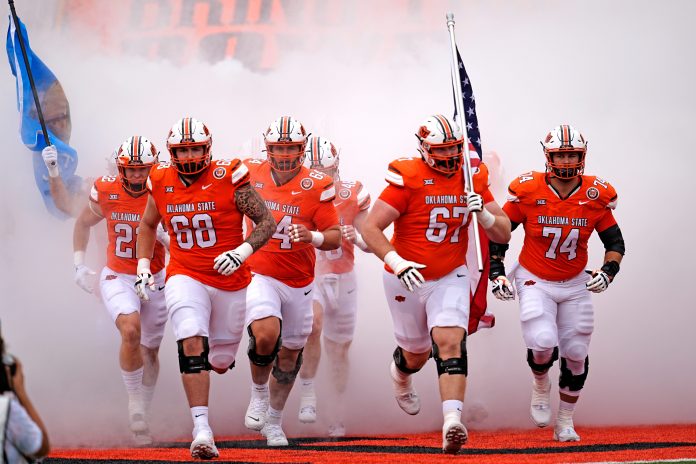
[379,157,493,280]
[504,171,618,281]
[90,175,165,275]
[316,180,371,275]
[146,159,251,291]
[245,159,339,288]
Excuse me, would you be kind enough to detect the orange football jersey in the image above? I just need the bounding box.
[378,157,494,281]
[503,171,618,281]
[245,159,339,288]
[316,180,371,275]
[90,175,165,275]
[147,159,251,291]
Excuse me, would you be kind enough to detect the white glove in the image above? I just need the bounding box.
[491,276,515,300]
[42,145,60,178]
[213,242,253,276]
[384,250,426,292]
[74,264,96,293]
[135,258,155,301]
[466,192,495,229]
[586,270,611,293]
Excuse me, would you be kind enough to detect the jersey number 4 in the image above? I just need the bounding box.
[542,227,579,260]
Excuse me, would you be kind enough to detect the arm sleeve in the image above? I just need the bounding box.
[7,398,42,457]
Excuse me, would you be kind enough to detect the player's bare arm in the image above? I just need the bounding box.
[234,183,276,251]
[136,195,162,261]
[481,201,512,244]
[71,201,104,293]
[361,199,400,260]
[73,201,103,252]
[344,209,372,253]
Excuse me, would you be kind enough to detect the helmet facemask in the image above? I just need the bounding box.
[545,149,586,179]
[266,142,307,173]
[116,136,158,195]
[422,139,464,174]
[170,143,211,175]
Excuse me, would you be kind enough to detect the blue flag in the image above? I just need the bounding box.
[6,15,82,219]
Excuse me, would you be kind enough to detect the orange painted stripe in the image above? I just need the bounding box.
[434,114,453,139]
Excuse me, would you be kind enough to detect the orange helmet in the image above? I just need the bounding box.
[263,116,308,173]
[166,117,212,175]
[116,136,159,194]
[541,124,587,179]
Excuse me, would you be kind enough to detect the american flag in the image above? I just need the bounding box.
[451,45,494,334]
[452,46,482,161]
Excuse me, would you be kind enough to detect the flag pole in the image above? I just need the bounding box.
[8,0,51,146]
[446,12,484,272]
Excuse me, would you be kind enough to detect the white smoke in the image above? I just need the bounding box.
[1,0,694,446]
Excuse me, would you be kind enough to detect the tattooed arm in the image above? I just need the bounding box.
[234,183,276,251]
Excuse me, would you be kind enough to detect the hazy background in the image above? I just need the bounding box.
[1,0,695,446]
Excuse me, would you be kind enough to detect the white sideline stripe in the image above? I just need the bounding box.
[231,163,249,184]
[385,171,403,186]
[320,185,336,202]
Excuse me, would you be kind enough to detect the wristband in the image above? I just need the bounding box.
[354,232,369,251]
[477,208,495,229]
[137,258,152,274]
[236,242,254,261]
[600,260,620,278]
[74,250,86,268]
[383,250,405,272]
[47,164,60,178]
[310,231,325,247]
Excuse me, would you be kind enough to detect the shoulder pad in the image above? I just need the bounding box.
[583,175,618,209]
[385,157,422,188]
[507,171,543,202]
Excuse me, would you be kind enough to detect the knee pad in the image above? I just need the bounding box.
[247,325,281,366]
[393,346,421,375]
[271,349,303,385]
[559,356,589,392]
[177,338,211,374]
[565,342,589,362]
[533,331,557,351]
[431,333,468,377]
[527,346,559,374]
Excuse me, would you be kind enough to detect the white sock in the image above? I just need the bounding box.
[267,406,283,426]
[142,383,156,411]
[300,378,315,397]
[442,400,463,424]
[559,399,577,413]
[533,371,550,385]
[121,367,144,413]
[191,406,210,433]
[251,382,269,398]
[391,362,411,386]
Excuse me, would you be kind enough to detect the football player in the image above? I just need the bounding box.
[243,117,340,447]
[72,136,165,445]
[488,125,625,442]
[296,136,371,437]
[135,118,275,459]
[361,115,511,454]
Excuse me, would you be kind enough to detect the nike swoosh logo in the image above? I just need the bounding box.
[456,274,465,278]
[291,190,302,195]
[157,285,166,291]
[247,416,260,421]
[579,201,589,205]
[195,414,205,417]
[202,184,213,190]
[304,289,312,295]
[347,289,356,294]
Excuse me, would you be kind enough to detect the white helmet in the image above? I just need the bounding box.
[116,136,159,194]
[166,117,212,175]
[263,116,308,173]
[415,114,464,174]
[105,148,118,176]
[304,136,339,178]
[541,124,587,179]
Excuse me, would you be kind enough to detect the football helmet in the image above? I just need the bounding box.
[116,136,159,194]
[416,115,464,174]
[166,117,212,175]
[541,124,587,179]
[304,136,339,178]
[264,116,308,173]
